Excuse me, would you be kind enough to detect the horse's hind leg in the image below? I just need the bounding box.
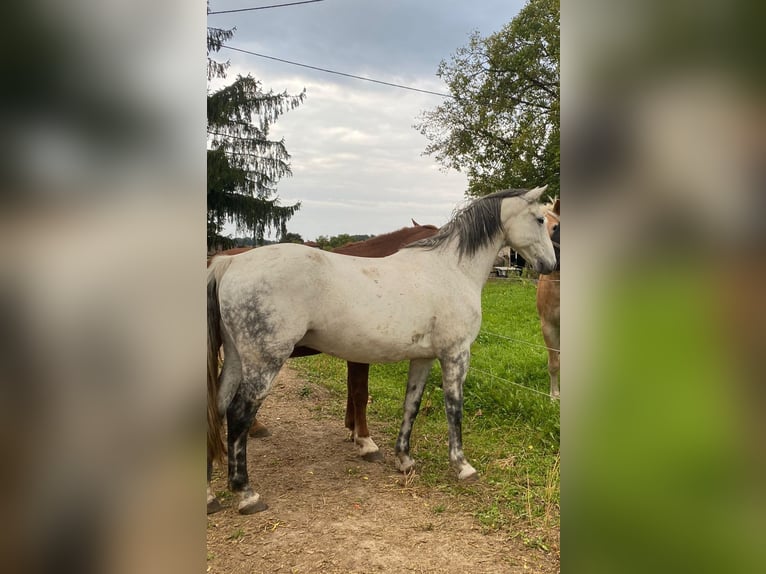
[440,349,477,481]
[227,364,282,514]
[344,367,356,433]
[207,459,222,514]
[394,358,434,474]
[207,339,244,514]
[347,362,381,461]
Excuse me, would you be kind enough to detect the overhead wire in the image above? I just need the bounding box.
[208,0,325,15]
[221,45,452,98]
[209,5,554,403]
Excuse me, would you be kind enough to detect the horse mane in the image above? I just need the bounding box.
[335,223,438,257]
[404,188,532,258]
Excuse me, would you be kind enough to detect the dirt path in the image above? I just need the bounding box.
[207,365,560,573]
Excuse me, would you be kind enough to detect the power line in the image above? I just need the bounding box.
[221,45,452,98]
[209,0,325,15]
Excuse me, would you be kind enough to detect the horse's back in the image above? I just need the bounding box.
[217,243,480,363]
[219,243,333,300]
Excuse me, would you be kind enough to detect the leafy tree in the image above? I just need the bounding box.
[314,233,372,250]
[415,0,559,198]
[207,17,305,250]
[279,232,304,244]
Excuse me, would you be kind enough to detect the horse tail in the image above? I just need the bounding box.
[207,256,233,466]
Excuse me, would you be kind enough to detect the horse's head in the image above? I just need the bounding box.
[500,186,557,274]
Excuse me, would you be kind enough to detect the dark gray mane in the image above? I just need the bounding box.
[405,188,531,258]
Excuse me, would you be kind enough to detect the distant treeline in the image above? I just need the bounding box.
[230,233,374,251]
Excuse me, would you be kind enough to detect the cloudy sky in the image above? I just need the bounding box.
[209,0,525,241]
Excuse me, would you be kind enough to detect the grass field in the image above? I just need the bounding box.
[290,277,560,543]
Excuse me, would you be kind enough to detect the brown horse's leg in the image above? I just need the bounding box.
[541,321,560,399]
[347,362,382,461]
[347,362,369,434]
[344,373,356,433]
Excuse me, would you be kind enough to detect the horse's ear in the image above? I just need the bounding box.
[411,219,420,227]
[552,198,560,215]
[525,185,547,202]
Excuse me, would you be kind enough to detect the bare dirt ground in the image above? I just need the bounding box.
[207,365,560,574]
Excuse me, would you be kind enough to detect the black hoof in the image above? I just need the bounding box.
[238,499,269,515]
[207,499,223,515]
[361,450,384,462]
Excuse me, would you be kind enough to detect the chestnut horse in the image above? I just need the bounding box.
[209,221,439,461]
[536,199,560,398]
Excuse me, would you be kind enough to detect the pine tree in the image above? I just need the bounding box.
[207,17,305,250]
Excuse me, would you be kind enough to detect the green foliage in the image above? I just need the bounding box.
[279,232,304,244]
[206,24,305,250]
[314,233,374,250]
[290,279,559,533]
[206,26,233,81]
[416,0,559,198]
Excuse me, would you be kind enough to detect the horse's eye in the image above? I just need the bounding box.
[536,217,545,225]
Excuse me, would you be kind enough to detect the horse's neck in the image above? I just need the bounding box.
[451,233,507,288]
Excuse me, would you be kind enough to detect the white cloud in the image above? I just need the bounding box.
[210,0,526,241]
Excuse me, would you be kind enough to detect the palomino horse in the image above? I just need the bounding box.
[207,187,557,514]
[536,199,560,398]
[210,222,440,458]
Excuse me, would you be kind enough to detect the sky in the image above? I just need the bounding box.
[209,0,526,241]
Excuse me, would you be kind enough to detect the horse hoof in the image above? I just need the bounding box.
[249,421,272,438]
[395,456,415,474]
[207,498,223,515]
[458,467,479,481]
[361,450,383,462]
[238,498,268,515]
[249,427,272,438]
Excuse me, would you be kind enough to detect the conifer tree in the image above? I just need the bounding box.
[207,15,305,249]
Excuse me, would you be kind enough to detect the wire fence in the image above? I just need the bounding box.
[468,366,557,400]
[466,276,560,402]
[479,329,559,353]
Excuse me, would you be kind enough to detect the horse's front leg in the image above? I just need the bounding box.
[394,358,434,474]
[440,349,478,481]
[541,322,560,399]
[226,382,269,514]
[347,362,382,461]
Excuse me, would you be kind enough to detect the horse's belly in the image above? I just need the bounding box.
[297,323,437,364]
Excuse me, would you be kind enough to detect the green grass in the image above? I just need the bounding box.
[290,278,560,535]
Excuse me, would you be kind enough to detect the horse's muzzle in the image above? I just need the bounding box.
[536,259,557,275]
